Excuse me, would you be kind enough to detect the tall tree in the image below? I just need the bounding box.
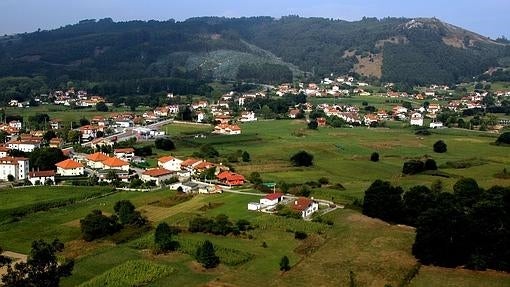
[195,240,219,269]
[2,239,74,287]
[362,180,404,223]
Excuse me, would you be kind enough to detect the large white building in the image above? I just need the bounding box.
[157,156,183,172]
[55,159,84,176]
[0,157,29,181]
[7,139,41,153]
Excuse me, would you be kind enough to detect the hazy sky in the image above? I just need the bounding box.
[0,0,508,38]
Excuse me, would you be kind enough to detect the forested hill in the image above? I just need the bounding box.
[0,16,509,88]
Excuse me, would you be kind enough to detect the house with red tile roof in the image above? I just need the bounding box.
[213,124,241,135]
[0,157,29,181]
[141,168,175,185]
[102,157,130,171]
[157,155,183,171]
[260,192,284,207]
[28,170,56,185]
[55,159,84,176]
[291,197,319,218]
[216,171,245,186]
[114,148,135,162]
[86,152,109,169]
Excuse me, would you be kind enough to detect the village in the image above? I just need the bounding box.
[0,75,509,222]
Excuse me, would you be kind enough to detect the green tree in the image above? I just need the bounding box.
[113,200,147,226]
[290,150,314,167]
[308,120,318,130]
[403,185,438,225]
[67,130,81,144]
[279,255,290,271]
[433,140,447,153]
[154,222,178,252]
[195,240,219,269]
[242,151,250,162]
[95,102,109,112]
[29,147,66,171]
[0,247,12,267]
[362,180,404,223]
[370,152,380,162]
[42,130,56,142]
[80,210,121,241]
[2,239,74,287]
[496,132,510,145]
[154,137,175,151]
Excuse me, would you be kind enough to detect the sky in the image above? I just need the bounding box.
[0,0,508,38]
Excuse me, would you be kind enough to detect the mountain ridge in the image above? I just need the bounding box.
[0,16,508,88]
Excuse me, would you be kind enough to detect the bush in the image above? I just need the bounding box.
[154,222,179,252]
[308,120,318,130]
[114,200,148,227]
[80,210,121,241]
[290,150,314,167]
[496,132,510,145]
[370,152,380,162]
[280,256,290,271]
[154,137,175,151]
[195,240,220,269]
[318,177,329,185]
[433,140,447,153]
[294,231,308,240]
[424,159,438,170]
[403,160,425,175]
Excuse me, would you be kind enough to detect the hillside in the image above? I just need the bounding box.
[0,16,508,93]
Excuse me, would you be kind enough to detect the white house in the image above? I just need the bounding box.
[141,168,175,186]
[86,152,109,169]
[7,139,41,153]
[239,111,257,122]
[114,148,135,162]
[158,156,183,172]
[0,147,9,158]
[196,112,206,123]
[28,170,55,185]
[213,124,241,135]
[0,157,29,181]
[56,159,84,176]
[102,157,130,171]
[291,197,319,218]
[410,113,424,126]
[260,192,284,207]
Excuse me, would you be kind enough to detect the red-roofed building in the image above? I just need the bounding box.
[102,157,130,171]
[213,124,241,135]
[0,146,9,158]
[28,170,56,185]
[86,152,109,169]
[0,156,29,181]
[316,117,327,127]
[291,197,319,218]
[260,192,284,206]
[114,148,135,162]
[216,171,245,186]
[141,168,175,185]
[56,159,84,176]
[157,155,183,171]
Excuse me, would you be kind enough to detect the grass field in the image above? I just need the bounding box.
[159,120,509,204]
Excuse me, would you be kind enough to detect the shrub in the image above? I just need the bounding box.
[496,132,510,145]
[403,160,425,175]
[280,256,290,271]
[294,231,308,240]
[154,223,179,252]
[195,240,220,269]
[80,210,121,241]
[290,150,314,167]
[370,152,380,162]
[154,137,175,151]
[308,120,318,130]
[424,159,438,170]
[318,177,329,185]
[114,200,147,227]
[433,140,447,153]
[242,151,251,162]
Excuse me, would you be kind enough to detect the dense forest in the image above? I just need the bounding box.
[0,16,508,99]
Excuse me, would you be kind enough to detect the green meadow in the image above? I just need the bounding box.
[1,119,509,286]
